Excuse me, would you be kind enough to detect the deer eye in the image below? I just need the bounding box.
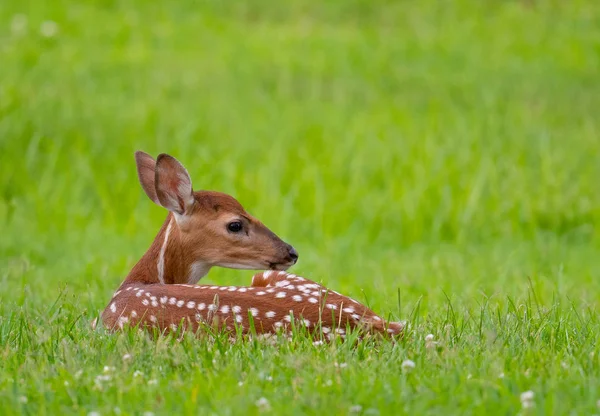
[227,221,243,233]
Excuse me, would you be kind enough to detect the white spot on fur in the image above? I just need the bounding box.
[228,286,237,292]
[136,291,143,298]
[249,308,259,317]
[160,296,168,304]
[208,304,217,311]
[326,304,337,310]
[322,327,331,334]
[110,303,116,313]
[292,295,303,302]
[149,315,157,323]
[130,310,138,318]
[151,300,159,307]
[186,301,195,309]
[176,300,185,307]
[157,218,173,284]
[263,271,273,279]
[238,287,247,293]
[142,299,149,306]
[221,305,230,314]
[276,280,290,287]
[265,311,276,318]
[308,297,318,304]
[235,315,243,323]
[275,292,286,298]
[232,306,241,313]
[343,307,355,313]
[274,321,283,328]
[256,291,266,296]
[197,303,206,311]
[169,297,177,305]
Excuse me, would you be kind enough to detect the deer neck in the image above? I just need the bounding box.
[122,214,211,286]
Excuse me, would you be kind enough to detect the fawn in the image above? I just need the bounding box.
[99,151,404,340]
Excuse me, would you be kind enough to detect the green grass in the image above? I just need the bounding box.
[1,0,600,414]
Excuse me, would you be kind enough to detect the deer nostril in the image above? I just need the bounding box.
[288,246,299,262]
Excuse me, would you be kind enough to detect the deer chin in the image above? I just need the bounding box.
[268,261,294,271]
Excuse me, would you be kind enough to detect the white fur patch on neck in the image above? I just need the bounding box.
[188,261,211,284]
[157,218,173,284]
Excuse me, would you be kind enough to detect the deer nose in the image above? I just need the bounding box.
[287,245,299,263]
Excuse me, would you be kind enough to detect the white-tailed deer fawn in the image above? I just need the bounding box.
[100,151,404,340]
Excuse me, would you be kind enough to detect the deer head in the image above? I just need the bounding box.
[130,151,298,285]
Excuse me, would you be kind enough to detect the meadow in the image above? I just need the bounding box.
[1,0,600,414]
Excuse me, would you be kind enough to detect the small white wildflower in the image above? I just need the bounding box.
[88,412,101,416]
[18,395,28,403]
[520,390,535,409]
[597,399,600,409]
[75,370,83,379]
[142,412,154,416]
[148,379,158,385]
[334,362,348,368]
[520,390,534,402]
[238,381,244,387]
[349,405,363,413]
[255,397,271,411]
[425,334,438,349]
[401,359,415,372]
[133,371,144,378]
[313,340,324,346]
[40,20,59,38]
[498,373,505,379]
[113,408,121,415]
[64,380,69,386]
[561,361,569,370]
[103,366,115,373]
[325,380,333,386]
[122,353,132,361]
[467,374,472,380]
[11,14,28,35]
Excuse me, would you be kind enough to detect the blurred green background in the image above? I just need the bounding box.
[1,0,599,413]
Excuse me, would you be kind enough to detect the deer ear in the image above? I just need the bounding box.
[135,151,161,206]
[154,153,195,216]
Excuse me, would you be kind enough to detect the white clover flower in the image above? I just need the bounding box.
[18,396,28,403]
[142,412,155,416]
[103,366,115,373]
[520,390,534,401]
[40,20,58,37]
[148,379,158,385]
[11,14,28,35]
[498,373,505,379]
[520,390,535,409]
[88,412,101,416]
[425,334,434,341]
[122,353,132,361]
[255,397,271,411]
[349,405,363,413]
[133,370,144,378]
[401,359,415,371]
